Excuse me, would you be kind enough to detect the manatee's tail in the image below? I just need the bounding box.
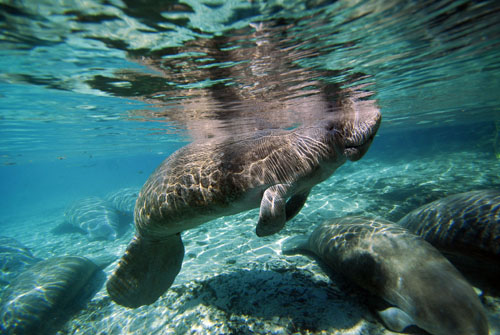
[106,233,184,308]
[281,235,310,255]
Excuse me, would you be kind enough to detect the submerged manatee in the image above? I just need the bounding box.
[0,256,101,335]
[63,197,121,240]
[398,189,500,290]
[0,236,39,286]
[282,216,488,335]
[106,108,381,308]
[105,187,141,214]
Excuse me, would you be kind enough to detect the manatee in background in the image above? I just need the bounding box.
[398,189,500,291]
[60,197,121,240]
[106,106,381,308]
[0,256,104,335]
[282,216,488,335]
[105,187,140,215]
[0,236,40,286]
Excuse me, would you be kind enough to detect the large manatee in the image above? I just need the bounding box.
[282,216,488,335]
[398,189,500,291]
[0,256,102,335]
[106,106,381,308]
[0,236,39,286]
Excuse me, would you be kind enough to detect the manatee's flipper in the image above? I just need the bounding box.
[281,236,310,255]
[378,307,415,332]
[285,189,311,221]
[256,184,290,237]
[106,233,184,308]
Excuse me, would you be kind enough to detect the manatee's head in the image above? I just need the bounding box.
[333,94,381,161]
[399,256,489,335]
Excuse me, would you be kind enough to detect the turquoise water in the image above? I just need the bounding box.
[1,0,499,334]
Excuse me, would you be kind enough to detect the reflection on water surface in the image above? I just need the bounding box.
[0,1,499,334]
[1,0,498,142]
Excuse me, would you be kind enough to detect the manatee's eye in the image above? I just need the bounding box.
[324,120,336,132]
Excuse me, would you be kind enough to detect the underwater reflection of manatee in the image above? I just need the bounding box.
[398,189,500,293]
[0,256,105,335]
[88,19,379,141]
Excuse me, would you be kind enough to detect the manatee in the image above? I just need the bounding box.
[0,236,40,286]
[106,108,381,308]
[282,216,489,335]
[398,189,500,291]
[63,197,121,240]
[105,187,141,214]
[0,256,102,335]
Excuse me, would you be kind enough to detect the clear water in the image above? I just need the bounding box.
[0,0,499,334]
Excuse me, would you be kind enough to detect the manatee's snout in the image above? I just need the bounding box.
[341,99,381,161]
[412,261,490,335]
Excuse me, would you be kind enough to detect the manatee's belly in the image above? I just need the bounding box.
[134,182,264,237]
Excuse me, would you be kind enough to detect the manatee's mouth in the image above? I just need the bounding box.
[344,132,375,148]
[344,133,376,161]
[343,107,381,161]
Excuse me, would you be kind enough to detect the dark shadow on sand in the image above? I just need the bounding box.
[169,267,372,333]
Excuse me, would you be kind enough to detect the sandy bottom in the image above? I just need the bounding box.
[2,151,500,335]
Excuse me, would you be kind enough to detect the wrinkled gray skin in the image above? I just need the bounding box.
[0,256,100,335]
[282,216,489,335]
[106,107,381,308]
[398,189,500,291]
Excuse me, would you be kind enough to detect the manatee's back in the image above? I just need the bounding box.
[284,216,489,335]
[306,217,406,296]
[0,256,99,335]
[398,189,500,257]
[133,139,257,237]
[134,128,335,237]
[398,189,500,290]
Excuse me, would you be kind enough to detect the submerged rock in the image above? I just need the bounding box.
[0,256,102,335]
